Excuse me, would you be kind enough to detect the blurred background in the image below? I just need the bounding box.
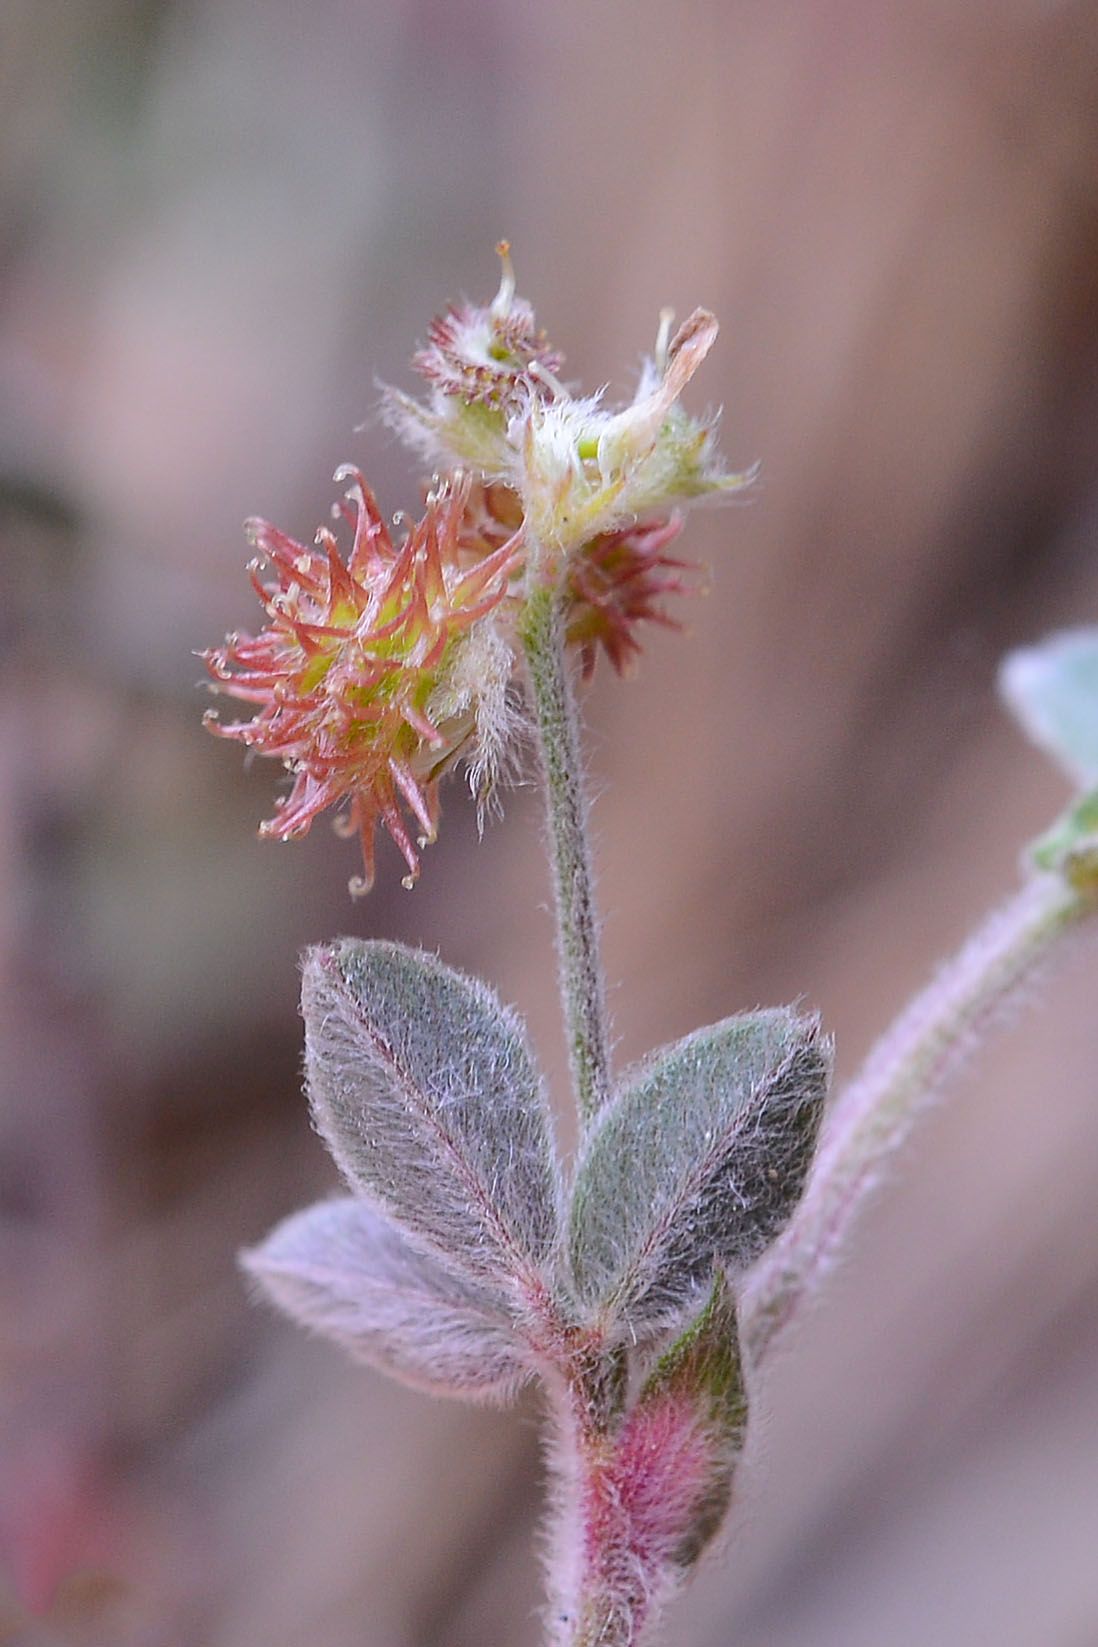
[3,1,1098,1642]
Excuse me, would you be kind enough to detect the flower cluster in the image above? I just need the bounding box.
[386,246,754,565]
[205,246,750,887]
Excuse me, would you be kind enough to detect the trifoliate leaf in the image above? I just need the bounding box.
[243,1198,531,1403]
[303,939,561,1296]
[568,1009,830,1337]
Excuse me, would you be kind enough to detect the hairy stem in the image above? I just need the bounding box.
[742,871,1096,1364]
[544,1353,653,1647]
[520,583,612,1125]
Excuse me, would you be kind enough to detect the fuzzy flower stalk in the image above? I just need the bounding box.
[203,250,1098,1647]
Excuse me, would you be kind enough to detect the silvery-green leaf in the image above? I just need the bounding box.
[243,1198,531,1402]
[303,939,561,1296]
[568,1009,830,1337]
[999,627,1098,786]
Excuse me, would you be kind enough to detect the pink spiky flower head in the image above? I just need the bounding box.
[564,515,692,681]
[203,468,522,893]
